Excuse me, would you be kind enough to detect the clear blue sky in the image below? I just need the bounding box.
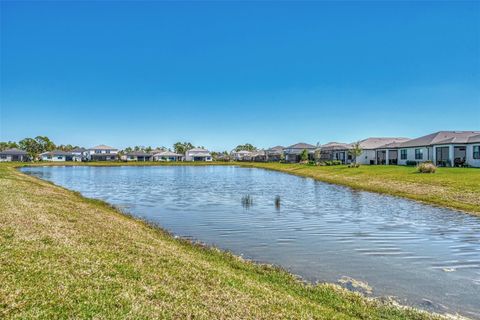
[1,1,479,151]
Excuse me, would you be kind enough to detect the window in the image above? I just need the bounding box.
[474,146,480,159]
[95,150,101,154]
[57,156,62,160]
[0,155,6,159]
[415,149,423,160]
[400,149,407,160]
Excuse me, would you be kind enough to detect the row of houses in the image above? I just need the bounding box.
[1,131,479,167]
[230,131,480,168]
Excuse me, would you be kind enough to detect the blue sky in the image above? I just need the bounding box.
[1,1,479,150]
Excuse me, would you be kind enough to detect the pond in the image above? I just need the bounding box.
[21,165,480,318]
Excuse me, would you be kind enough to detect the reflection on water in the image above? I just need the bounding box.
[21,165,480,318]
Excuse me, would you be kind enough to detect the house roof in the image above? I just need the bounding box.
[399,131,480,148]
[321,142,352,150]
[0,148,28,155]
[89,145,117,150]
[153,151,183,157]
[357,137,410,149]
[187,148,210,153]
[41,150,74,156]
[267,145,284,151]
[286,142,316,149]
[126,151,152,157]
[233,150,252,155]
[71,147,86,152]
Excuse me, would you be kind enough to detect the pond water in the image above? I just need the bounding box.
[21,166,480,318]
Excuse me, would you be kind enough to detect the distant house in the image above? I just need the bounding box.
[124,151,152,162]
[71,147,87,162]
[185,148,212,161]
[355,138,410,165]
[152,151,183,162]
[86,145,118,161]
[265,146,284,162]
[231,150,252,161]
[397,131,480,167]
[319,142,353,164]
[40,150,75,162]
[0,148,29,162]
[283,143,316,162]
[250,150,267,162]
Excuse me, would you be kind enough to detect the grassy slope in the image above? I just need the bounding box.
[0,163,438,319]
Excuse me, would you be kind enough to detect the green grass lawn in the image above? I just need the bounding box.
[0,163,440,319]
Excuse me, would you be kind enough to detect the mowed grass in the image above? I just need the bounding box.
[0,163,439,319]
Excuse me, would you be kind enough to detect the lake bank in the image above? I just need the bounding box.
[0,164,439,319]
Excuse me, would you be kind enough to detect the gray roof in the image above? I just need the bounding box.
[89,145,117,151]
[71,147,86,152]
[357,137,410,150]
[286,142,316,149]
[126,151,152,157]
[153,151,183,157]
[42,150,74,156]
[399,131,480,148]
[321,142,352,150]
[0,148,28,155]
[188,147,210,152]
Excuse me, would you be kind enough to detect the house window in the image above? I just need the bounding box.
[57,156,62,160]
[95,150,101,154]
[400,149,407,160]
[415,149,423,160]
[0,155,6,159]
[474,146,480,159]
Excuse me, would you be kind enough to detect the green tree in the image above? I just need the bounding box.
[0,141,19,151]
[300,149,309,162]
[19,138,41,159]
[348,141,363,165]
[35,136,55,153]
[145,146,153,153]
[173,142,194,154]
[235,143,257,152]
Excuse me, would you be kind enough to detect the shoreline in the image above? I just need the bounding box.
[0,163,444,319]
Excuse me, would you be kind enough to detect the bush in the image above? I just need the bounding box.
[417,162,436,173]
[348,163,360,168]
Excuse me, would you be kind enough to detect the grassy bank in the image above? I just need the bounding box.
[0,163,437,319]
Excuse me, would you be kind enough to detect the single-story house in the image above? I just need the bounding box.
[231,150,253,161]
[265,146,284,162]
[40,150,76,162]
[355,137,410,165]
[152,151,183,162]
[284,143,317,162]
[185,148,212,161]
[124,151,152,162]
[397,131,480,167]
[250,150,267,162]
[0,148,29,162]
[87,145,118,161]
[319,142,353,163]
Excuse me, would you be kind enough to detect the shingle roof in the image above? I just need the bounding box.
[187,148,210,152]
[321,142,352,150]
[89,145,117,150]
[357,137,410,149]
[399,131,480,148]
[153,151,183,157]
[41,150,74,156]
[71,147,86,152]
[0,148,28,155]
[126,151,152,157]
[286,142,316,149]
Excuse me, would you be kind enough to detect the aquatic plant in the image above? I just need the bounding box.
[241,194,253,208]
[275,195,281,210]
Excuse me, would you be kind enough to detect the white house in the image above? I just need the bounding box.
[86,145,118,161]
[123,151,152,162]
[70,147,87,162]
[354,137,410,165]
[40,150,76,162]
[319,142,353,163]
[231,150,252,161]
[397,131,480,167]
[152,151,183,162]
[0,148,29,162]
[265,146,284,162]
[283,143,316,162]
[185,148,212,161]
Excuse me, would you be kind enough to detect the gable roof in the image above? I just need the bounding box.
[126,151,152,157]
[0,148,28,155]
[321,142,352,150]
[399,131,480,148]
[41,150,74,156]
[153,151,183,157]
[89,145,117,150]
[286,142,316,149]
[187,148,210,152]
[357,137,410,149]
[71,147,86,152]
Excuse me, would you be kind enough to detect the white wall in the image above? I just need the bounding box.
[466,144,480,168]
[41,155,66,162]
[355,150,376,165]
[397,147,432,165]
[0,155,12,162]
